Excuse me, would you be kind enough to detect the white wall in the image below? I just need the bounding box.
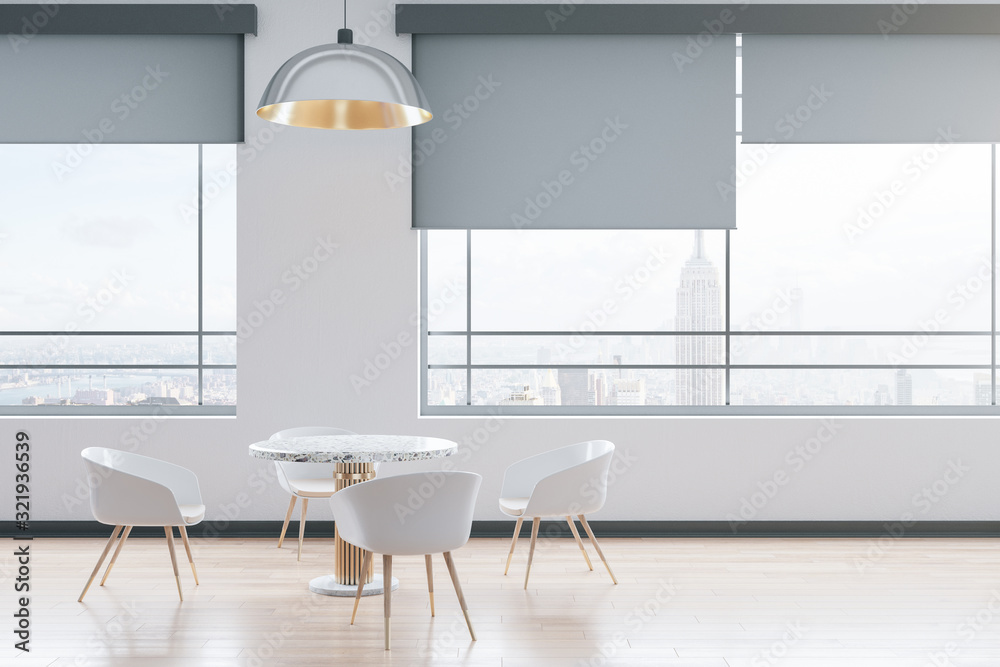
[3,0,998,527]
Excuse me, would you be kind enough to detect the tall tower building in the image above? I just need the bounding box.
[675,230,724,405]
[610,378,646,406]
[895,369,913,406]
[590,372,607,406]
[558,369,588,406]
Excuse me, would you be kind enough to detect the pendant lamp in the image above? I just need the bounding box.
[256,2,432,130]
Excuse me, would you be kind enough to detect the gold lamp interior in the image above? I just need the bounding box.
[257,99,433,130]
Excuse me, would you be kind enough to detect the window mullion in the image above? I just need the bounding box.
[466,229,472,406]
[198,144,204,407]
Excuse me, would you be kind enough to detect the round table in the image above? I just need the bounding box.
[249,434,457,597]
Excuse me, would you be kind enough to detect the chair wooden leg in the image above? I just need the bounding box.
[99,525,132,586]
[425,554,435,617]
[443,551,476,641]
[297,498,309,562]
[578,514,617,585]
[504,517,523,575]
[277,496,297,548]
[79,525,123,602]
[164,527,183,601]
[524,516,540,590]
[382,555,393,650]
[566,516,593,571]
[350,551,373,625]
[178,525,199,585]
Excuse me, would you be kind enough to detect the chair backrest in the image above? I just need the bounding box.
[501,440,615,517]
[81,447,201,527]
[269,427,356,490]
[330,471,482,556]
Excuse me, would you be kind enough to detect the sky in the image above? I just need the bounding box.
[0,144,236,334]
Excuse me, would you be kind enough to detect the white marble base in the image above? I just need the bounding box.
[308,573,399,597]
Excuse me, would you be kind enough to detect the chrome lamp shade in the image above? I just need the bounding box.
[257,31,433,130]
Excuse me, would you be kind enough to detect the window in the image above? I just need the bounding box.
[0,144,236,415]
[421,35,998,415]
[421,142,998,415]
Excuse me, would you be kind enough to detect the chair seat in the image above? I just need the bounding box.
[289,478,340,498]
[179,504,206,524]
[499,497,529,517]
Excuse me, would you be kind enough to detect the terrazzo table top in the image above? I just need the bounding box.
[248,434,457,463]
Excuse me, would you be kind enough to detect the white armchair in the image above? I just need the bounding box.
[330,471,481,650]
[79,447,205,602]
[499,440,618,587]
[270,426,357,560]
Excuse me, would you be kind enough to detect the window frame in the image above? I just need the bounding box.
[0,145,236,417]
[419,207,999,416]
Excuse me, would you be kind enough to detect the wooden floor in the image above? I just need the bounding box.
[4,535,1000,666]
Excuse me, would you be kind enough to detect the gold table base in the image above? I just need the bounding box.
[333,462,376,587]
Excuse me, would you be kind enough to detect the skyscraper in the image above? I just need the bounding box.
[895,369,912,406]
[676,231,724,405]
[558,369,588,406]
[611,378,646,406]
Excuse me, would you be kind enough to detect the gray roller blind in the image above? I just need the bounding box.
[0,34,244,143]
[742,35,1000,144]
[411,34,735,229]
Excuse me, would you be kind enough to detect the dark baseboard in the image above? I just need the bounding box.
[5,520,1000,539]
